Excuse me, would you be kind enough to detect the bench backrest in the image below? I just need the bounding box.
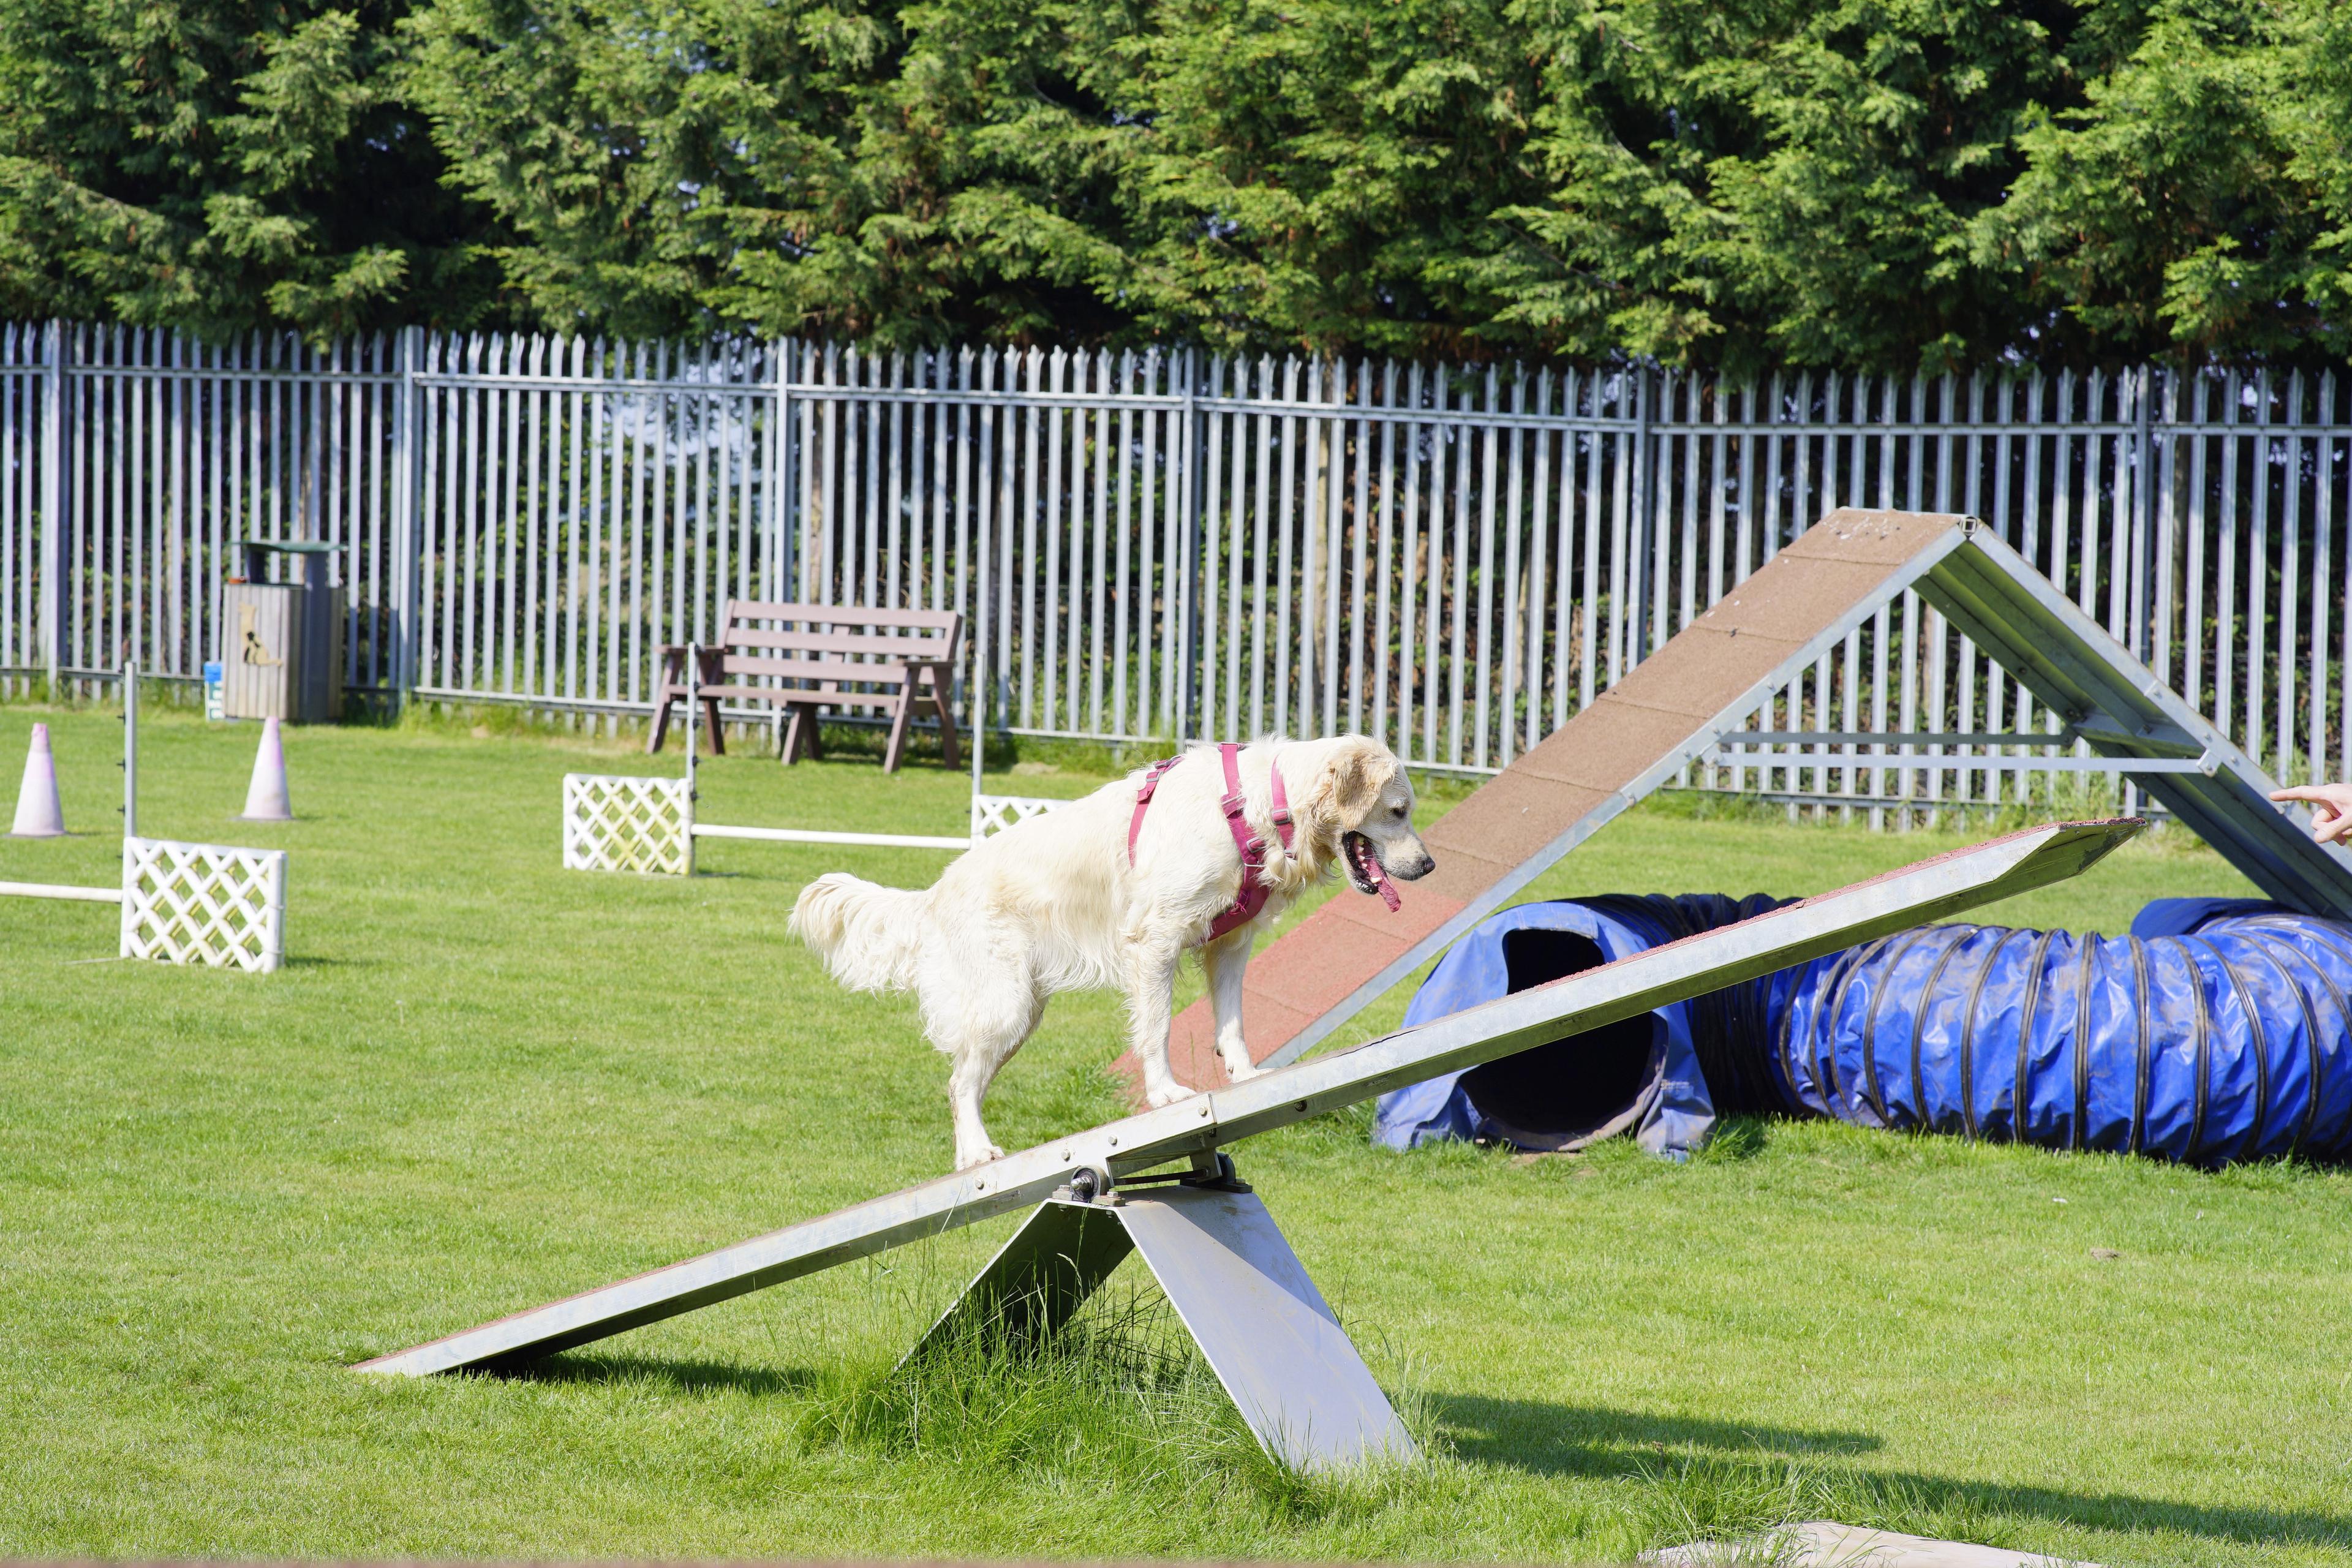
[710,600,960,668]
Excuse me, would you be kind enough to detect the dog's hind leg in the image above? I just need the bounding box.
[946,1050,1008,1171]
[1126,933,1193,1109]
[935,980,1038,1171]
[1200,927,1262,1085]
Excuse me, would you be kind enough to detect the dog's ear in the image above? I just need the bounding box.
[1316,738,1395,829]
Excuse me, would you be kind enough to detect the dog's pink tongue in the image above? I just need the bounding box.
[1371,862,1401,912]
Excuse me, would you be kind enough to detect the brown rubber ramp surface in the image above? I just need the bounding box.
[1131,507,1972,1095]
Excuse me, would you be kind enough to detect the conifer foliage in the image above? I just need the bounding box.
[0,0,2345,366]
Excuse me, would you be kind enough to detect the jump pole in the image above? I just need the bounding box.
[123,658,137,839]
[362,817,2141,1470]
[0,879,119,903]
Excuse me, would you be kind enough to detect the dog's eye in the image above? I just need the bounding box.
[1392,803,1408,817]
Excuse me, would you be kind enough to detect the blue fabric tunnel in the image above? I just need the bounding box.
[1373,895,2352,1166]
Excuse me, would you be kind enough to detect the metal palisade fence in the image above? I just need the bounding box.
[1,321,2346,811]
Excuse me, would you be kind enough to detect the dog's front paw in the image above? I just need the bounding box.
[954,1144,1006,1172]
[1142,1080,1193,1110]
[1223,1060,1264,1084]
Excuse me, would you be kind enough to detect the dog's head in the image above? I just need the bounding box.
[1295,735,1435,900]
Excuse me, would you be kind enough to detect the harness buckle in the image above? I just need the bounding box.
[1136,758,1177,806]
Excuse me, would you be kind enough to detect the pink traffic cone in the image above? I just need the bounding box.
[238,716,294,822]
[9,723,64,837]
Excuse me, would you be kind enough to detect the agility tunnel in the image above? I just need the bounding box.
[1373,895,2352,1166]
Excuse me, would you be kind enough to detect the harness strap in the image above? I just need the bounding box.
[1127,743,1294,942]
[1127,752,1185,867]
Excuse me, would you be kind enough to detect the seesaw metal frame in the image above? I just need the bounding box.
[911,1174,1420,1471]
[360,817,2141,1468]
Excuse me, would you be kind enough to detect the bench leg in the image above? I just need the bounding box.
[647,647,685,754]
[881,695,915,774]
[697,650,726,756]
[782,703,821,764]
[930,679,960,770]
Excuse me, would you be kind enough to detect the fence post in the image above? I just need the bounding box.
[1178,345,1200,743]
[2132,362,2155,665]
[1629,361,1654,668]
[39,319,64,695]
[785,338,804,606]
[390,325,419,706]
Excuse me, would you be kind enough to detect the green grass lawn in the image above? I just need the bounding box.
[1,699,2346,1566]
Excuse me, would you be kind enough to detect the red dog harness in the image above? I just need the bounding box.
[1128,743,1295,941]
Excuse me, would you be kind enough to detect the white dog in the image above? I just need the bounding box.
[790,734,1436,1169]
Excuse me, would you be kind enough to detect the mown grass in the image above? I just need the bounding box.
[0,698,2346,1565]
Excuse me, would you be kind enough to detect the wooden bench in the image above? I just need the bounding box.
[648,600,962,773]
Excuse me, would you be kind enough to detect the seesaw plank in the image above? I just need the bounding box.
[358,816,2139,1377]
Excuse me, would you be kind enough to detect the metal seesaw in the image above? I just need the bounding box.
[360,817,2142,1471]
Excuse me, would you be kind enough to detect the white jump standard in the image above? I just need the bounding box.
[562,641,1063,872]
[1,665,288,972]
[362,816,2138,1471]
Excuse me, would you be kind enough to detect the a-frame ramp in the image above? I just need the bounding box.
[358,818,2137,1471]
[1145,508,2352,1092]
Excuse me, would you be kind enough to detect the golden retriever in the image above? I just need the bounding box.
[790,734,1436,1169]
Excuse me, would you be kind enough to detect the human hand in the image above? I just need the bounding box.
[2269,783,2352,845]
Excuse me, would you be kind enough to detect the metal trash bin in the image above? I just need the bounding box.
[221,540,344,722]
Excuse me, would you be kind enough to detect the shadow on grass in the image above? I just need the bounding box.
[494,1351,818,1398]
[1435,1392,1879,1466]
[1436,1392,2352,1551]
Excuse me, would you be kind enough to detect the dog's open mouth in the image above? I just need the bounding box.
[1344,831,1403,911]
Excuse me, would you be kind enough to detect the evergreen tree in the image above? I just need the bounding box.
[1976,0,2352,363]
[1,0,2346,366]
[0,0,501,337]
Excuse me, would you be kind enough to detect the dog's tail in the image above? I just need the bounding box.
[790,872,931,992]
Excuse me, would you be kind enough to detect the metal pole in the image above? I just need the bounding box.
[390,326,418,707]
[2127,363,2157,823]
[785,338,804,606]
[1180,346,1202,744]
[40,320,64,695]
[1630,361,1654,668]
[969,454,989,816]
[684,638,699,802]
[2133,363,2155,663]
[121,659,136,839]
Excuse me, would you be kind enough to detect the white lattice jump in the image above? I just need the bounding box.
[563,774,693,875]
[560,777,1070,874]
[2,837,286,971]
[119,837,287,973]
[971,794,1066,839]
